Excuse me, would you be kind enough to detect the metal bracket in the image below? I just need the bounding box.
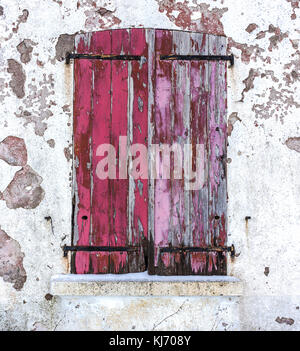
[160,54,234,67]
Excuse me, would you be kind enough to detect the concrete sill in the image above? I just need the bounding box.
[51,273,243,297]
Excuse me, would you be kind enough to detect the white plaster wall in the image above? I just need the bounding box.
[0,0,299,330]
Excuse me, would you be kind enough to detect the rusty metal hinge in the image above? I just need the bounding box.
[160,54,234,66]
[160,245,236,258]
[63,245,140,257]
[65,53,143,64]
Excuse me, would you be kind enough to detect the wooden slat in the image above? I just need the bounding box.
[89,30,112,273]
[207,35,227,275]
[153,30,173,274]
[108,29,131,273]
[128,28,148,272]
[189,33,209,274]
[73,33,93,274]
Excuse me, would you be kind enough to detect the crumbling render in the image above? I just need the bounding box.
[0,227,27,291]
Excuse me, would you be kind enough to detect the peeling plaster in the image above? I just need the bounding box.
[240,69,260,102]
[0,227,27,291]
[252,87,300,122]
[227,38,264,64]
[7,59,26,99]
[0,136,27,166]
[286,0,299,19]
[12,9,29,34]
[255,25,289,52]
[227,112,241,137]
[0,165,45,210]
[15,74,55,136]
[155,0,228,35]
[83,1,121,30]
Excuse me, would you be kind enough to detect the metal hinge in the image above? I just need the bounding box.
[63,245,140,257]
[65,53,143,64]
[65,52,234,66]
[160,54,234,66]
[160,245,236,258]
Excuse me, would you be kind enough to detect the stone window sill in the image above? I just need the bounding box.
[51,273,243,297]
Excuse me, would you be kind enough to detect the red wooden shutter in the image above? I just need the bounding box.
[73,29,148,273]
[72,29,227,275]
[148,30,228,275]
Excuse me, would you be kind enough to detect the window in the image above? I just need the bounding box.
[68,29,229,276]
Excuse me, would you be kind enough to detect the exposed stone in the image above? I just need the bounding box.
[240,69,260,102]
[0,6,3,16]
[275,317,295,325]
[246,23,258,33]
[285,137,300,153]
[228,113,241,136]
[17,40,37,64]
[0,166,45,210]
[0,227,27,291]
[55,34,76,62]
[47,139,56,148]
[7,59,26,99]
[264,267,270,277]
[0,136,27,166]
[12,9,29,33]
[64,146,72,162]
[96,7,114,16]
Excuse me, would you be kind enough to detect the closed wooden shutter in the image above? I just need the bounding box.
[73,29,148,273]
[148,30,228,275]
[72,29,227,275]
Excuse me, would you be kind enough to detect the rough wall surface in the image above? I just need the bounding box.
[0,0,299,330]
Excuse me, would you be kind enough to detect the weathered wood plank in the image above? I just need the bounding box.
[73,33,93,274]
[189,33,209,274]
[128,28,148,272]
[207,35,227,275]
[89,30,112,273]
[153,29,173,273]
[108,29,130,273]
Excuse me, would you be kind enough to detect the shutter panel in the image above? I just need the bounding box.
[73,29,149,273]
[148,30,228,275]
